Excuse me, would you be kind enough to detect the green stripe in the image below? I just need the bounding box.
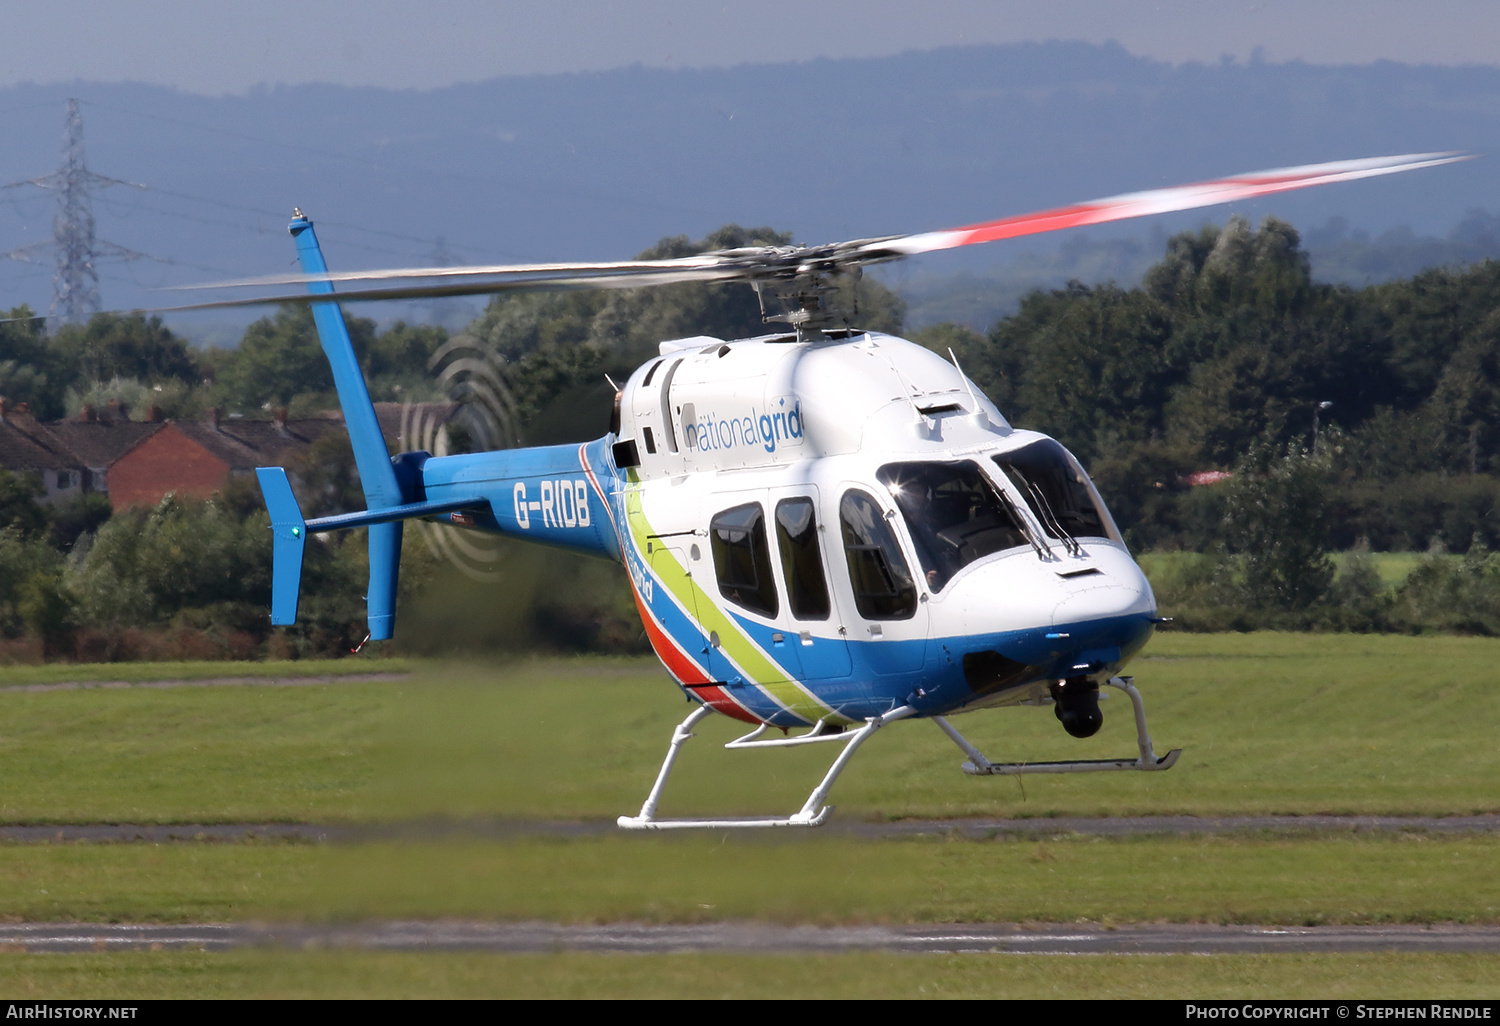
[624,484,843,725]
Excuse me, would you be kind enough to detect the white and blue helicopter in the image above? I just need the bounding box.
[192,152,1459,829]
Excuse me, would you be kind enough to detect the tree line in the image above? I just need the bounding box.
[5,217,1500,659]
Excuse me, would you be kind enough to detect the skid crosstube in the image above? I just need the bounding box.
[617,704,915,831]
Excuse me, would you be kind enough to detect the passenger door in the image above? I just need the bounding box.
[768,488,851,681]
[831,485,930,676]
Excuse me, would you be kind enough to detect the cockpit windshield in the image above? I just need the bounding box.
[877,460,1030,591]
[992,439,1109,542]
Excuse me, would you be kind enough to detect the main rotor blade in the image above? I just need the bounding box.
[144,264,756,313]
[161,151,1467,312]
[172,253,752,291]
[862,152,1471,258]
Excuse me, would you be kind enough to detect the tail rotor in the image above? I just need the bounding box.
[400,335,521,582]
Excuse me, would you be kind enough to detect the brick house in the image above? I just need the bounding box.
[104,402,459,510]
[106,410,345,510]
[47,405,166,502]
[0,398,90,503]
[3,396,462,511]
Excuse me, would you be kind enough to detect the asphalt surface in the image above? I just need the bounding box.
[0,921,1497,955]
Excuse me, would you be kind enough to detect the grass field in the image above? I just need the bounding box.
[1,634,1494,823]
[0,636,1495,997]
[376,634,1500,821]
[0,951,1497,1000]
[1,833,1496,925]
[0,656,411,687]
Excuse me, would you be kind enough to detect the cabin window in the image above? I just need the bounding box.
[710,502,779,617]
[993,440,1107,541]
[774,497,830,620]
[839,489,917,620]
[878,460,1029,591]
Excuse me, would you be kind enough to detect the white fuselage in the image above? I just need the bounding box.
[611,330,1156,728]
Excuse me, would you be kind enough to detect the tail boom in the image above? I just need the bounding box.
[257,212,624,643]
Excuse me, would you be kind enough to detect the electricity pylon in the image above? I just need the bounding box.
[2,99,147,324]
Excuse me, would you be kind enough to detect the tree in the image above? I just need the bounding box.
[50,313,197,387]
[0,469,47,539]
[988,282,1174,463]
[217,304,376,411]
[0,526,61,638]
[0,307,56,417]
[454,224,895,445]
[365,321,450,402]
[1220,440,1334,610]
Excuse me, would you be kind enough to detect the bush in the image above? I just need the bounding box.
[0,527,62,638]
[1389,540,1500,635]
[66,495,272,630]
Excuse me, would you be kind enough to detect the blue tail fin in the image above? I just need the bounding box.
[289,212,404,640]
[256,467,308,626]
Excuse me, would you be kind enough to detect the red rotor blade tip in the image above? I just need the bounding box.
[879,152,1471,257]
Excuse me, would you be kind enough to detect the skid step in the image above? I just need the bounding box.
[961,749,1182,775]
[937,676,1181,777]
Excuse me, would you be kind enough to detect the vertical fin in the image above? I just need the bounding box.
[289,212,404,640]
[256,467,308,626]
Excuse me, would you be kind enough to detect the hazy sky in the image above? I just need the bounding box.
[5,1,1500,94]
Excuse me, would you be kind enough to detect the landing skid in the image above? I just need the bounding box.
[617,703,916,830]
[934,676,1181,775]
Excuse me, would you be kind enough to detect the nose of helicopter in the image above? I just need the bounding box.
[935,544,1157,684]
[1048,548,1157,626]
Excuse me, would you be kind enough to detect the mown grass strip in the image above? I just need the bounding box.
[0,635,1494,825]
[0,950,1495,999]
[0,657,410,687]
[0,833,1495,926]
[0,681,394,824]
[377,639,1500,821]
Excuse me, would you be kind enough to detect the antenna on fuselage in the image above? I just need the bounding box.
[948,348,990,430]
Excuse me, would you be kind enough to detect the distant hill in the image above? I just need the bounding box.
[2,42,1498,341]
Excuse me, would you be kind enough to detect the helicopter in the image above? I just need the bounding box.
[192,152,1460,829]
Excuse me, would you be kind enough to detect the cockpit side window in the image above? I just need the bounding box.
[774,497,830,620]
[877,460,1030,591]
[993,440,1108,540]
[710,502,778,617]
[839,489,917,620]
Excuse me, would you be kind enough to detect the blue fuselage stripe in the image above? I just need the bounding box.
[418,432,1154,722]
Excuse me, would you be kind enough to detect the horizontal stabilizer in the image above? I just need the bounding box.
[306,496,488,533]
